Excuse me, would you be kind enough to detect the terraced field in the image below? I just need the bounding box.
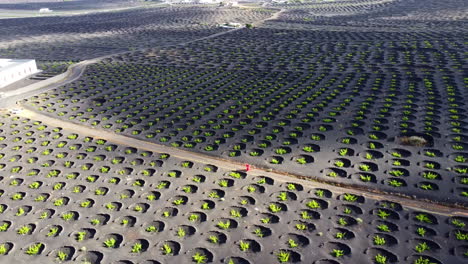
[0,0,467,263]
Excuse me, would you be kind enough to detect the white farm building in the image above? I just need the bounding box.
[0,59,39,89]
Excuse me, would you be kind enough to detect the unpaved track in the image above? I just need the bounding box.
[181,8,284,45]
[17,107,468,217]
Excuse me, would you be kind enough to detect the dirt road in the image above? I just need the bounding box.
[16,107,468,217]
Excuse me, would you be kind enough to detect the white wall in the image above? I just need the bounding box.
[0,59,39,89]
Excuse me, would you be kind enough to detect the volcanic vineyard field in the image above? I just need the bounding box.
[0,0,467,263]
[271,0,398,13]
[22,60,468,206]
[0,6,275,71]
[0,115,466,264]
[115,28,466,73]
[266,0,468,37]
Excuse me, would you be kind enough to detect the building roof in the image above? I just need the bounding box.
[0,59,36,71]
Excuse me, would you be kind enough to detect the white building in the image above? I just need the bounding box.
[0,59,40,89]
[39,8,53,13]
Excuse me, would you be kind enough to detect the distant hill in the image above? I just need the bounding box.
[0,0,144,11]
[0,0,136,3]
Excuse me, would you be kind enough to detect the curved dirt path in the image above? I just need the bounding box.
[16,107,468,217]
[181,8,285,46]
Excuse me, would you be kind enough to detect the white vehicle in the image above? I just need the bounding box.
[39,8,53,13]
